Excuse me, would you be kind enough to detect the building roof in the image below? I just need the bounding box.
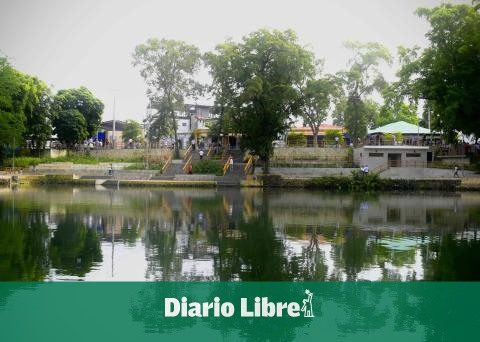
[101,120,126,131]
[368,121,430,135]
[291,124,345,135]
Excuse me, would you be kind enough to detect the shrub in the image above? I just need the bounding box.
[350,169,384,191]
[192,160,222,175]
[324,129,344,145]
[286,133,307,147]
[305,176,351,191]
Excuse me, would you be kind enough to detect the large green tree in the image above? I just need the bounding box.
[299,75,341,147]
[207,29,316,173]
[398,3,480,141]
[204,41,239,138]
[132,39,202,157]
[23,76,53,152]
[336,41,391,143]
[0,57,27,155]
[53,87,104,137]
[53,109,88,148]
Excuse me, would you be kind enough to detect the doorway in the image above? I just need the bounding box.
[388,153,402,167]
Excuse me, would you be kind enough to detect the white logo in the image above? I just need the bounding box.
[164,289,314,318]
[301,289,314,318]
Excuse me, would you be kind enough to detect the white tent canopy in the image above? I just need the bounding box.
[368,121,430,135]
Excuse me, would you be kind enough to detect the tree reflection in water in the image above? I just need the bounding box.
[0,188,479,281]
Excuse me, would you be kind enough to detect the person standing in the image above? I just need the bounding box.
[453,165,459,178]
[199,150,204,160]
[229,155,234,173]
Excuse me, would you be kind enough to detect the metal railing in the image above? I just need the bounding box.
[222,158,231,176]
[161,154,172,174]
[207,145,213,158]
[183,144,193,161]
[244,155,254,176]
[183,155,193,173]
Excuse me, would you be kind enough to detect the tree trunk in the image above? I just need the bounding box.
[262,154,270,174]
[171,111,180,159]
[313,132,318,147]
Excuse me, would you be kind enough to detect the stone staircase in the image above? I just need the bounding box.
[159,159,184,177]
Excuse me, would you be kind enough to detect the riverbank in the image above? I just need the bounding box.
[2,173,478,191]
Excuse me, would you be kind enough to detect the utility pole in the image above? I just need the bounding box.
[112,96,116,149]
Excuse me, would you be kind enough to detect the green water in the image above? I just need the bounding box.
[0,187,479,281]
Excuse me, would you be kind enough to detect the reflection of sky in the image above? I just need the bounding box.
[2,188,479,282]
[284,235,426,281]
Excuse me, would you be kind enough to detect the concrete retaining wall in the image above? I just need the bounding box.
[273,147,351,161]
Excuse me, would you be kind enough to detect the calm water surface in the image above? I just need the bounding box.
[1,187,479,281]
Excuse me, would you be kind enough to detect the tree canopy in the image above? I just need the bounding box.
[335,41,392,143]
[206,29,316,173]
[299,75,341,146]
[133,38,202,157]
[398,3,480,140]
[123,119,143,143]
[0,57,26,152]
[53,87,104,138]
[53,109,88,148]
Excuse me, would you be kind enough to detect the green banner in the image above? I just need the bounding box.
[0,282,478,341]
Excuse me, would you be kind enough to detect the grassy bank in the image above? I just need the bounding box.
[2,154,145,168]
[257,170,461,191]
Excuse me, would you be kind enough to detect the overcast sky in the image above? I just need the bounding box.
[0,0,468,122]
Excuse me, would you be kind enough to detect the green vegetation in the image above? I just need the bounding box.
[300,76,342,146]
[122,120,143,144]
[333,41,392,142]
[53,87,104,138]
[205,29,316,174]
[1,56,104,163]
[302,171,459,191]
[133,39,202,158]
[324,129,345,145]
[2,154,144,168]
[192,160,222,175]
[52,109,88,148]
[286,132,307,147]
[396,3,480,141]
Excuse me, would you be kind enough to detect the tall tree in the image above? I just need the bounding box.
[52,109,88,148]
[299,75,341,147]
[0,57,27,156]
[132,39,202,158]
[23,76,53,152]
[337,41,391,143]
[53,87,104,137]
[398,4,480,141]
[204,41,239,138]
[207,29,316,173]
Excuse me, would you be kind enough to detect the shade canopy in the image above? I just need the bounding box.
[368,121,430,135]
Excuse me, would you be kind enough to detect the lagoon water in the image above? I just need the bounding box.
[0,186,479,281]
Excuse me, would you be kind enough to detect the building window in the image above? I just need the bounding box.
[406,153,421,157]
[368,152,384,157]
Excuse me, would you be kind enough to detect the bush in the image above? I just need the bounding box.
[286,133,307,147]
[192,160,222,175]
[305,176,351,190]
[324,129,344,145]
[350,169,384,191]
